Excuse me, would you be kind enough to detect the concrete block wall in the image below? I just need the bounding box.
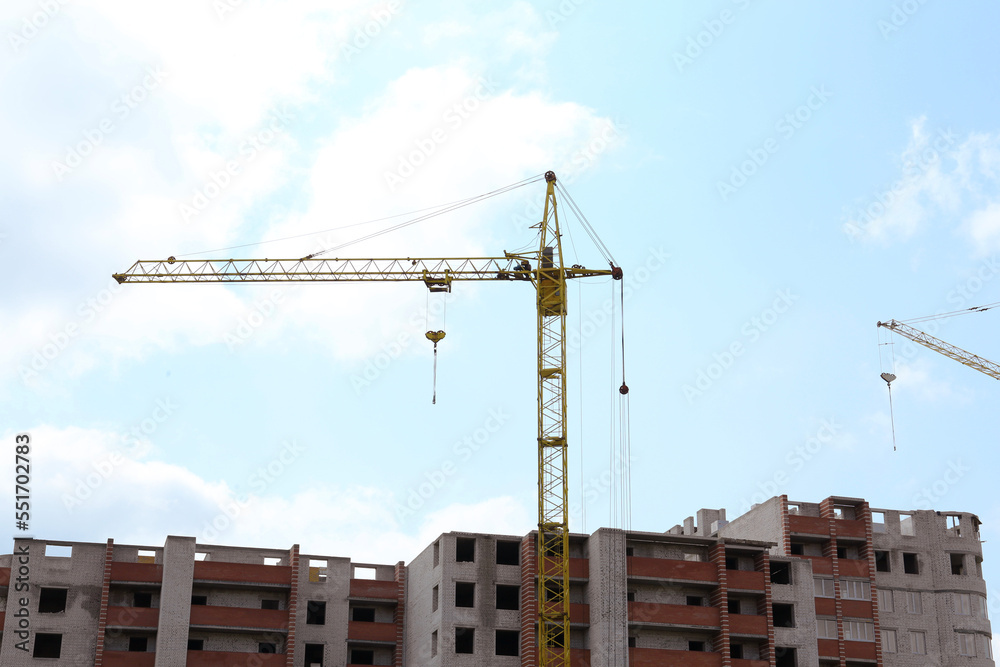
[0,539,105,666]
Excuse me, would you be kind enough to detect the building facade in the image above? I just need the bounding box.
[0,495,991,666]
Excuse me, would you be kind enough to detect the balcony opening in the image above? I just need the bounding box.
[38,588,67,613]
[456,627,475,654]
[496,629,519,656]
[188,639,204,651]
[627,591,635,602]
[731,643,744,659]
[310,559,329,583]
[951,553,965,575]
[128,636,148,652]
[689,641,705,652]
[626,546,634,556]
[350,649,374,665]
[497,540,520,565]
[496,584,519,610]
[456,582,475,608]
[456,537,476,562]
[946,515,962,536]
[261,598,280,610]
[789,542,804,556]
[773,603,795,628]
[771,561,791,584]
[875,550,891,572]
[137,549,156,564]
[304,643,324,665]
[191,595,207,606]
[775,646,797,667]
[263,556,281,566]
[725,556,738,570]
[903,552,919,574]
[834,505,855,520]
[33,633,62,658]
[628,636,636,648]
[728,599,741,614]
[307,600,327,625]
[259,642,277,654]
[900,513,915,536]
[195,551,209,561]
[44,544,72,558]
[871,511,886,533]
[353,566,376,580]
[352,606,375,622]
[686,596,703,606]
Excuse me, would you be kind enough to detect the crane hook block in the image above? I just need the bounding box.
[880,372,896,386]
[611,266,623,281]
[619,382,629,395]
[425,330,446,344]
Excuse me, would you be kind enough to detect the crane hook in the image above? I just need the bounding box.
[426,331,446,404]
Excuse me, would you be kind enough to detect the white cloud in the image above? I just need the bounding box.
[843,118,1000,252]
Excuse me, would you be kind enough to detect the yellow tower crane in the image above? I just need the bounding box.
[114,170,622,667]
[877,319,1000,380]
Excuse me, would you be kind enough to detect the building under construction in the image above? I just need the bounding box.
[0,494,992,666]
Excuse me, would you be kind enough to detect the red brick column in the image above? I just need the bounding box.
[820,498,846,667]
[520,534,538,667]
[285,544,300,667]
[393,561,406,667]
[860,502,884,666]
[710,544,731,665]
[93,539,114,666]
[754,551,776,667]
[779,495,791,555]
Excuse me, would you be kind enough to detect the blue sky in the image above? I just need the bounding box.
[2,0,1000,610]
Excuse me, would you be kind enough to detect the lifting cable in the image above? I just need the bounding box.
[172,173,546,259]
[556,183,617,268]
[309,174,545,259]
[877,327,898,451]
[897,301,999,325]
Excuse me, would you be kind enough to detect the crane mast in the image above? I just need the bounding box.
[876,319,1000,380]
[114,171,619,667]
